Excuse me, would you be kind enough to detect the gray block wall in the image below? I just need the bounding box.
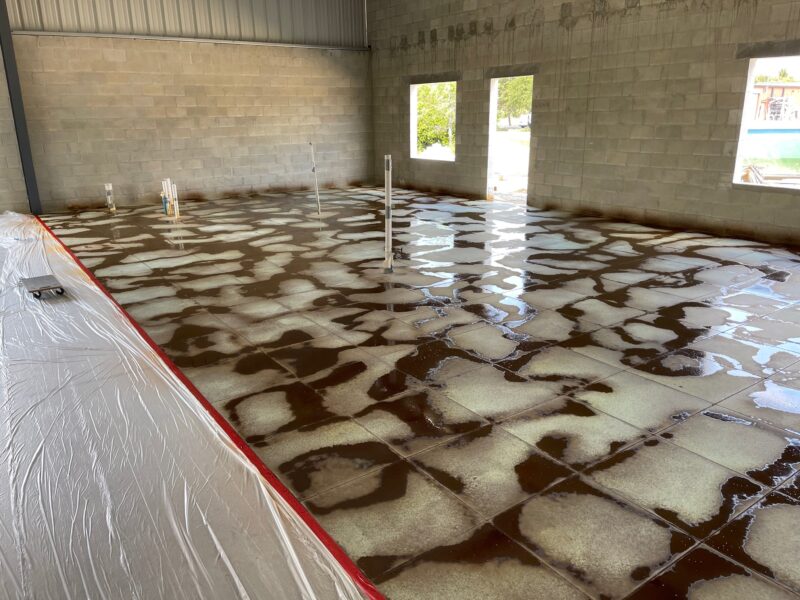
[1,2,799,242]
[13,34,372,212]
[0,42,28,213]
[368,0,800,243]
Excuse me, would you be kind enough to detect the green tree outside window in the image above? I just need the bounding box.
[497,76,533,127]
[416,82,457,154]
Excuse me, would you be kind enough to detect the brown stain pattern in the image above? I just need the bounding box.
[42,187,800,599]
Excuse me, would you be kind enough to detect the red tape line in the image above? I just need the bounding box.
[35,215,384,600]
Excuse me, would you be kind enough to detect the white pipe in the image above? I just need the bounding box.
[165,179,174,216]
[171,182,180,219]
[309,143,321,215]
[104,183,116,213]
[384,155,393,273]
[166,178,175,217]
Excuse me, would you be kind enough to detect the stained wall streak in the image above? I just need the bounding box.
[368,0,800,243]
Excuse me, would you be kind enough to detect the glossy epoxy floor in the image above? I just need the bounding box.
[42,188,800,599]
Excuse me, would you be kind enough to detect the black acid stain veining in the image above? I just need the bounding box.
[41,187,800,599]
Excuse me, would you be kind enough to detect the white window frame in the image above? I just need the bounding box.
[409,81,457,162]
[734,56,800,191]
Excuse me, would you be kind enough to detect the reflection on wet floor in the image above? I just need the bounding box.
[42,187,800,599]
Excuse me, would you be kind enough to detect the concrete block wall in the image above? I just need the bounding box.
[368,0,800,243]
[12,34,372,212]
[0,43,28,213]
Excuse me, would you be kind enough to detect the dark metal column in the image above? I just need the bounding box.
[0,0,41,214]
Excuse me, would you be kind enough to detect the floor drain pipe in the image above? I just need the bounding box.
[309,142,321,215]
[384,154,393,273]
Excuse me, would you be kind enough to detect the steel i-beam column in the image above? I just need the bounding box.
[0,0,41,214]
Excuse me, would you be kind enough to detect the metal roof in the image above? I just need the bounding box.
[8,0,367,48]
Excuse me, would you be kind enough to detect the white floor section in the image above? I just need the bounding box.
[0,212,366,600]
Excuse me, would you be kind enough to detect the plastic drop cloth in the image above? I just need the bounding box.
[0,212,374,600]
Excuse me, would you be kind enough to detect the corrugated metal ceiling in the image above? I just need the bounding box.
[8,0,367,48]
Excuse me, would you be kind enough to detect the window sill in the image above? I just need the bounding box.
[410,156,456,163]
[732,181,800,194]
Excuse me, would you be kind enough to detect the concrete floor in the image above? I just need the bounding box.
[42,188,800,599]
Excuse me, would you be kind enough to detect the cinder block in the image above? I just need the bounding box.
[8,33,372,210]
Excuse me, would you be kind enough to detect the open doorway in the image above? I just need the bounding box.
[487,75,533,204]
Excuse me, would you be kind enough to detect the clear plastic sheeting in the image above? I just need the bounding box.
[0,212,370,600]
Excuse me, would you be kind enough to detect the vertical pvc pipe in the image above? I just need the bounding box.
[163,178,176,217]
[171,182,180,219]
[104,183,116,214]
[161,180,169,214]
[309,142,321,215]
[384,155,393,273]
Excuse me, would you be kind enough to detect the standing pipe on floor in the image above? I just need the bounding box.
[162,179,173,216]
[309,142,321,215]
[171,182,180,219]
[104,183,116,214]
[384,155,393,273]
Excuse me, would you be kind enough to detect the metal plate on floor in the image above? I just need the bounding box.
[22,275,65,297]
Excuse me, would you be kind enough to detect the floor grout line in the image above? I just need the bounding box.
[42,187,800,598]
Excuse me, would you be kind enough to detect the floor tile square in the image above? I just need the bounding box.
[567,324,681,372]
[458,293,539,325]
[499,345,622,383]
[254,417,399,499]
[500,396,648,469]
[222,380,336,443]
[627,545,796,600]
[392,340,489,382]
[572,371,709,432]
[181,350,293,405]
[391,304,483,336]
[566,296,646,327]
[586,438,765,538]
[411,424,572,517]
[41,188,800,600]
[304,357,424,416]
[502,308,599,344]
[438,363,566,421]
[222,310,329,350]
[493,476,694,599]
[354,389,485,457]
[374,524,587,600]
[306,461,481,579]
[663,409,800,487]
[267,335,367,379]
[447,323,524,361]
[631,333,800,403]
[706,493,800,594]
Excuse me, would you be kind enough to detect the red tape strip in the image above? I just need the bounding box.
[35,215,384,600]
